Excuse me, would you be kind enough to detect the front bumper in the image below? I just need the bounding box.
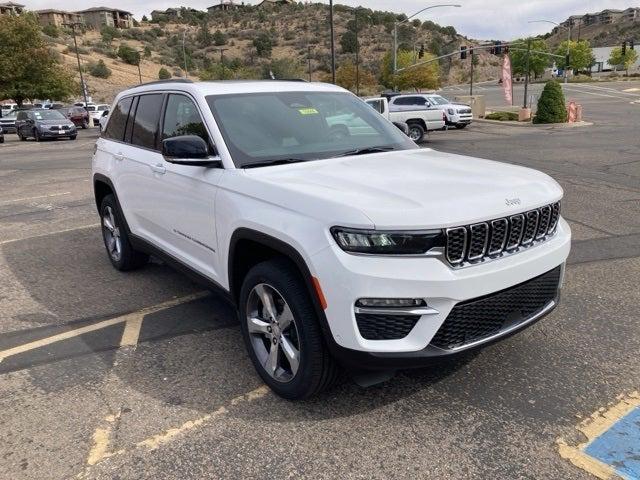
[39,129,76,138]
[311,218,571,363]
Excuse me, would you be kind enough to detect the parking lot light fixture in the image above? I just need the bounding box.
[393,4,461,74]
[528,19,571,84]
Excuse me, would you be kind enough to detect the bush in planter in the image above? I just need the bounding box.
[533,80,567,124]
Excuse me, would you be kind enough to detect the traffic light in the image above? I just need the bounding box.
[622,41,627,55]
[494,41,502,55]
[460,45,467,59]
[418,44,425,59]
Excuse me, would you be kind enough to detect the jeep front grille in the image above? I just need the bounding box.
[444,202,560,266]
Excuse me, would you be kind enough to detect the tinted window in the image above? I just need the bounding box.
[103,97,133,141]
[396,97,426,106]
[17,111,27,120]
[162,94,209,144]
[367,99,384,114]
[131,94,163,150]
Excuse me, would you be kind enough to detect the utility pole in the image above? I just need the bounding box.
[136,58,142,84]
[213,47,229,78]
[329,0,336,83]
[469,48,474,96]
[182,30,188,78]
[355,7,359,95]
[307,46,313,81]
[523,38,531,108]
[64,22,88,107]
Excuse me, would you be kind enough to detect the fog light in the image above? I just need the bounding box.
[356,298,426,308]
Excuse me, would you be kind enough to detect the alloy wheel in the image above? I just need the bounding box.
[102,206,122,262]
[246,283,301,383]
[409,127,422,141]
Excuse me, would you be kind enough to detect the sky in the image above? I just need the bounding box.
[21,0,640,39]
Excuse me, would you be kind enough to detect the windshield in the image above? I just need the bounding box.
[33,110,66,120]
[206,91,416,168]
[428,96,450,105]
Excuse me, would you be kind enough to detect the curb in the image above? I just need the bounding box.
[474,118,593,129]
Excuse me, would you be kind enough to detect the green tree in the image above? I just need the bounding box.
[200,63,234,80]
[117,44,140,65]
[213,29,226,46]
[555,40,594,72]
[533,80,567,124]
[608,46,639,75]
[0,14,76,106]
[143,45,152,58]
[340,30,357,54]
[42,24,59,38]
[197,19,211,47]
[253,32,273,58]
[141,15,148,22]
[332,60,377,92]
[510,38,550,77]
[380,49,439,91]
[89,59,111,79]
[158,67,171,80]
[100,25,120,44]
[261,58,303,80]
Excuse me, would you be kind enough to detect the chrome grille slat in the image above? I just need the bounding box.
[467,223,489,261]
[488,218,508,256]
[444,202,561,267]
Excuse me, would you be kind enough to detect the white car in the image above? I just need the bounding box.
[389,94,473,129]
[87,104,110,126]
[364,96,445,142]
[98,109,110,132]
[93,80,571,399]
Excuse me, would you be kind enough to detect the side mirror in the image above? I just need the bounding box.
[392,121,410,136]
[162,135,222,167]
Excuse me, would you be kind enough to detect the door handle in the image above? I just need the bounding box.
[151,163,166,174]
[114,152,124,161]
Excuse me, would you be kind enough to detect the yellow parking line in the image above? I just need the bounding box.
[557,391,640,479]
[0,292,208,363]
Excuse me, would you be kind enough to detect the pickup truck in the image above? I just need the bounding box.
[389,93,473,129]
[364,97,445,142]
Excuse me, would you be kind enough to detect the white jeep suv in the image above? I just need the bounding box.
[93,80,571,399]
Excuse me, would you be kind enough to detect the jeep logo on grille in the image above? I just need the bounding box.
[505,198,521,206]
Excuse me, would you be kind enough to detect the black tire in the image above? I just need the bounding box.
[69,135,77,140]
[34,129,41,142]
[18,132,26,141]
[407,122,425,143]
[99,194,148,271]
[81,120,88,129]
[455,123,467,129]
[239,259,340,400]
[0,136,4,143]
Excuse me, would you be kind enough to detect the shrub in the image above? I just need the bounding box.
[213,29,226,46]
[533,80,567,124]
[89,59,112,78]
[158,67,171,80]
[42,24,59,38]
[485,111,519,121]
[253,32,272,57]
[100,25,120,43]
[117,44,140,65]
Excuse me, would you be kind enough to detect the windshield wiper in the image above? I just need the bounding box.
[335,146,396,157]
[243,158,307,169]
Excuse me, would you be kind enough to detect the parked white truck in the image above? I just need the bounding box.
[364,97,445,142]
[388,94,473,129]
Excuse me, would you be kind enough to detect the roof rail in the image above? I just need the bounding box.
[134,79,194,88]
[272,78,308,82]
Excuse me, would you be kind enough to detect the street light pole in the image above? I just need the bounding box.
[182,30,188,78]
[393,4,461,75]
[64,22,88,107]
[528,19,571,84]
[355,7,359,95]
[329,0,336,83]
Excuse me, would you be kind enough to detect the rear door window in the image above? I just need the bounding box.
[103,97,133,142]
[130,94,164,150]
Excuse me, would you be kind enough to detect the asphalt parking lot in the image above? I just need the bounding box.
[1,81,639,479]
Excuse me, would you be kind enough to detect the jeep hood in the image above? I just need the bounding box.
[243,148,563,230]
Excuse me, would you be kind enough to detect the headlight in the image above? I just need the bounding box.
[448,108,455,115]
[330,227,443,255]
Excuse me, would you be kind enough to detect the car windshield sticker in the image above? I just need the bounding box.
[298,108,319,115]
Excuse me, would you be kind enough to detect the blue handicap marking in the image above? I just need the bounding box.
[584,406,640,480]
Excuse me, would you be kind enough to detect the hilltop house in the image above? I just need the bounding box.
[0,1,24,15]
[77,6,133,29]
[561,7,640,28]
[207,1,241,13]
[255,0,294,7]
[36,9,84,27]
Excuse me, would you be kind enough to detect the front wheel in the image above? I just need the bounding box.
[34,129,41,142]
[81,120,88,129]
[239,259,340,399]
[100,194,148,271]
[69,135,77,140]
[455,123,468,129]
[407,123,426,143]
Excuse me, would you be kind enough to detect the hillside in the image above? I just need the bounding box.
[43,3,501,103]
[545,14,640,48]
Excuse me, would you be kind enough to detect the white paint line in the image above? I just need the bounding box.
[562,87,634,101]
[0,192,71,205]
[0,292,208,363]
[0,223,100,245]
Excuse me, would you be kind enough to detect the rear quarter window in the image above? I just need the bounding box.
[103,97,133,142]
